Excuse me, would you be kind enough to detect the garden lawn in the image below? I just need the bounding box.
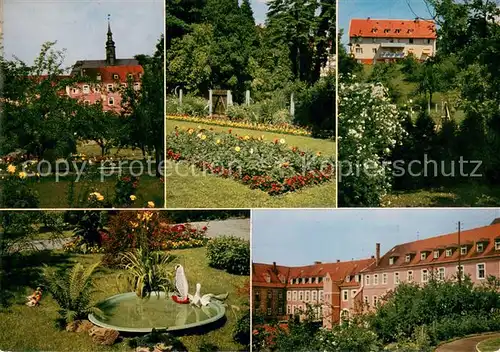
[166,121,336,207]
[0,248,248,352]
[477,337,500,352]
[76,143,145,159]
[31,175,163,208]
[382,184,500,207]
[166,163,336,208]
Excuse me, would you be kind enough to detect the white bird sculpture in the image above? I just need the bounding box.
[188,283,215,307]
[173,264,190,304]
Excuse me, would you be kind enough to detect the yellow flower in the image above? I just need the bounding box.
[216,139,221,144]
[130,221,139,228]
[201,134,207,140]
[18,171,27,179]
[7,164,16,174]
[279,138,286,144]
[147,201,155,208]
[187,128,194,134]
[130,195,137,201]
[316,152,322,157]
[244,135,250,140]
[89,192,104,201]
[261,135,265,140]
[234,146,241,152]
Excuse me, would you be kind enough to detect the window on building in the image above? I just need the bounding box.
[345,275,350,282]
[267,290,272,299]
[409,38,414,44]
[372,48,377,54]
[305,291,310,302]
[267,308,271,316]
[264,274,271,283]
[82,85,90,94]
[255,291,260,301]
[382,273,388,284]
[496,239,500,250]
[96,73,102,81]
[299,291,303,301]
[422,269,429,283]
[113,74,119,80]
[456,265,465,280]
[352,290,357,297]
[293,291,297,300]
[395,28,401,33]
[127,73,133,79]
[421,252,427,260]
[287,291,291,301]
[312,291,317,301]
[342,290,348,301]
[394,272,400,285]
[108,97,114,106]
[374,274,379,285]
[461,246,468,255]
[384,29,390,33]
[355,48,363,54]
[72,88,78,94]
[407,270,414,282]
[477,243,484,253]
[427,39,431,44]
[292,305,296,314]
[365,275,371,285]
[405,254,411,263]
[278,291,283,300]
[438,268,445,281]
[107,84,113,92]
[446,249,452,257]
[289,279,293,284]
[287,305,291,314]
[389,257,395,265]
[319,290,323,302]
[433,250,439,259]
[278,307,283,314]
[364,296,369,305]
[93,87,100,93]
[83,100,90,104]
[373,296,378,306]
[355,275,360,282]
[477,263,485,279]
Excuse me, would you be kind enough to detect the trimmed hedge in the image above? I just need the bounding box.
[206,236,250,275]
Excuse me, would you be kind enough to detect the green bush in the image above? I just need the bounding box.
[0,176,39,208]
[226,104,255,121]
[233,310,250,348]
[206,236,249,275]
[315,324,381,352]
[166,95,207,117]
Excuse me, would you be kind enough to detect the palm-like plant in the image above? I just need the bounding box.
[42,261,101,323]
[119,248,175,298]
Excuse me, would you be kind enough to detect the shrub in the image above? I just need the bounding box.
[166,94,207,117]
[42,261,101,325]
[314,324,381,352]
[114,175,139,207]
[0,211,40,255]
[233,310,251,347]
[0,174,39,208]
[119,248,175,298]
[206,236,249,275]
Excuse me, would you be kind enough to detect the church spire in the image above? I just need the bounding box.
[105,14,116,65]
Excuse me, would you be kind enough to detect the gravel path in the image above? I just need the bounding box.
[435,333,500,352]
[28,218,250,251]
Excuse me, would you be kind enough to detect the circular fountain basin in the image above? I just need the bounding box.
[88,292,225,333]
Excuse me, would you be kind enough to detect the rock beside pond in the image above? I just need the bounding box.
[89,326,120,345]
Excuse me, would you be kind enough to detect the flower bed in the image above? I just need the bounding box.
[166,126,334,195]
[166,114,312,137]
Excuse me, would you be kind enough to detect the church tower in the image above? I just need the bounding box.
[105,15,116,65]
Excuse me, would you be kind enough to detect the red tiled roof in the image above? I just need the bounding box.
[253,259,375,288]
[349,18,437,39]
[83,65,144,83]
[367,222,500,272]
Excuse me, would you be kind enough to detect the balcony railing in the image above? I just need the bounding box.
[379,51,406,59]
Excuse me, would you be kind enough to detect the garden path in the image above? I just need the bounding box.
[29,218,250,250]
[435,333,500,352]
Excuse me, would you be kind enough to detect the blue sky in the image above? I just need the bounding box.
[250,0,268,24]
[339,0,433,44]
[252,209,500,266]
[3,0,163,69]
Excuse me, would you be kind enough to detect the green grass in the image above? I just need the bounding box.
[477,337,500,352]
[0,248,248,352]
[30,175,164,208]
[166,163,336,208]
[77,143,145,159]
[166,121,336,207]
[382,184,500,207]
[167,120,336,156]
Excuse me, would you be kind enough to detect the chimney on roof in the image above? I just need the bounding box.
[336,260,340,263]
[371,255,375,259]
[314,261,322,265]
[376,243,381,266]
[272,262,277,272]
[367,17,371,20]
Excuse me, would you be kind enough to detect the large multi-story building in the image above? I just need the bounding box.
[65,19,143,113]
[255,219,500,327]
[348,18,437,64]
[252,258,375,327]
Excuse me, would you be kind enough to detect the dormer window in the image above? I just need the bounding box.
[355,275,360,282]
[477,243,484,253]
[127,73,133,79]
[113,74,119,80]
[395,29,401,33]
[264,273,271,283]
[446,249,453,257]
[96,73,102,81]
[433,250,440,259]
[384,28,390,33]
[82,85,90,94]
[345,275,351,282]
[405,254,411,263]
[389,257,396,265]
[289,279,293,284]
[495,239,500,250]
[461,246,468,255]
[420,252,427,260]
[134,82,141,90]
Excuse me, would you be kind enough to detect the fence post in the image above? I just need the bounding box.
[179,89,183,106]
[245,90,250,106]
[227,90,233,111]
[208,89,213,116]
[290,93,295,118]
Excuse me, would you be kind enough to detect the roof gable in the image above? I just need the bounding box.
[349,18,437,39]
